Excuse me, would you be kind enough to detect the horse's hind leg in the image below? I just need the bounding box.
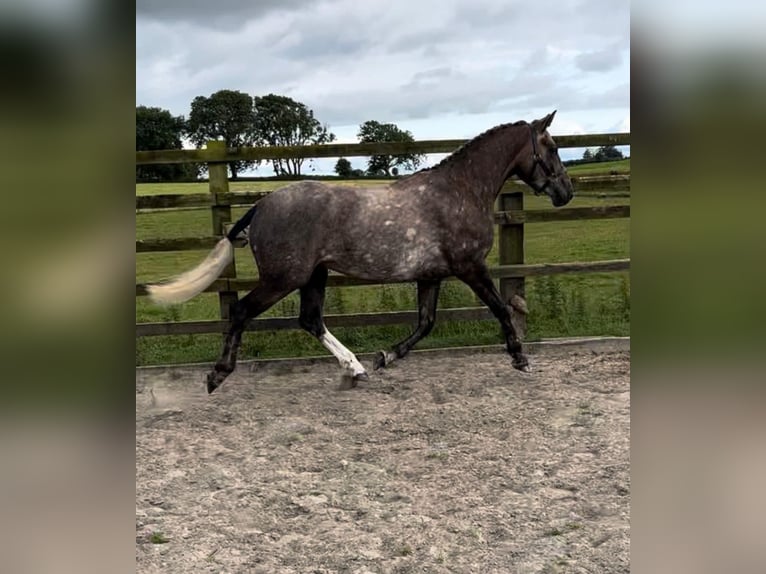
[374,280,440,370]
[299,266,368,386]
[458,265,529,371]
[206,282,291,393]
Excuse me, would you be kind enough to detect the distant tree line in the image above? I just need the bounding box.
[139,92,625,181]
[333,121,423,179]
[136,106,199,182]
[563,145,626,167]
[136,89,425,182]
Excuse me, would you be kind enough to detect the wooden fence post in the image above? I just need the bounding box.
[498,190,526,338]
[206,140,238,327]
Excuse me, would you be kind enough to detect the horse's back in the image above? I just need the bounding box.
[254,180,399,226]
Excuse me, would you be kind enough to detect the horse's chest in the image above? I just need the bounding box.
[450,217,494,252]
[370,227,441,277]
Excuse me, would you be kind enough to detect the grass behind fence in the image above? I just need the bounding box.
[136,162,629,365]
[135,272,629,365]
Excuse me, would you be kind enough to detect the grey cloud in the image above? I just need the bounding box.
[576,0,630,16]
[576,46,623,72]
[137,0,629,129]
[136,0,315,29]
[574,0,630,29]
[502,79,629,115]
[521,48,551,72]
[309,69,558,126]
[451,0,524,28]
[405,67,460,87]
[387,27,455,56]
[275,26,371,62]
[583,83,630,108]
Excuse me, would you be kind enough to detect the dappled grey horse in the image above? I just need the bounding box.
[148,111,574,393]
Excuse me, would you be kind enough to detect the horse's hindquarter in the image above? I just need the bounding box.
[248,182,336,282]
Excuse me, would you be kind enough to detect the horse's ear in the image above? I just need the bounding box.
[545,110,557,128]
[533,110,556,132]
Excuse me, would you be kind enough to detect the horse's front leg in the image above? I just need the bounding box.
[457,265,529,371]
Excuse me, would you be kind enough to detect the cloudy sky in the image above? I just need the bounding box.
[136,0,630,173]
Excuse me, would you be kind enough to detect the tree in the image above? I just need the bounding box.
[357,120,425,176]
[186,90,256,179]
[594,145,624,162]
[582,148,594,162]
[252,94,336,177]
[334,158,353,177]
[136,106,197,182]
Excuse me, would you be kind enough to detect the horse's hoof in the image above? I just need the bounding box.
[339,373,356,391]
[206,374,219,394]
[339,372,368,390]
[373,351,387,370]
[512,356,530,372]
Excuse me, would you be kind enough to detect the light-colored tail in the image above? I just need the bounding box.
[147,238,234,306]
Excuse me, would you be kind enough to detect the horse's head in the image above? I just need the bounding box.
[517,111,574,207]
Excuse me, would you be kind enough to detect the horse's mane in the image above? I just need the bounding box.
[418,119,528,174]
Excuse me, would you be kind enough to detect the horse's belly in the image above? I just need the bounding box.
[323,240,448,282]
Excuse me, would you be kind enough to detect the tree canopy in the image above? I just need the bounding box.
[357,121,424,176]
[334,158,353,177]
[579,145,625,165]
[186,90,256,179]
[593,145,624,161]
[136,106,196,182]
[253,94,336,177]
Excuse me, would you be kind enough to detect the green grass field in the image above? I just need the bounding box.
[562,159,630,175]
[136,159,629,365]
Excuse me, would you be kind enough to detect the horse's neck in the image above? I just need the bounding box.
[444,125,525,207]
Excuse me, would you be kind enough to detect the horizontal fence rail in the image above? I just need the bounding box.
[136,257,630,337]
[136,206,630,254]
[136,133,630,165]
[136,258,630,298]
[137,307,497,337]
[135,175,630,212]
[136,134,630,340]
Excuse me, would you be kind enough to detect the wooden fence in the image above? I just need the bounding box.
[136,134,630,338]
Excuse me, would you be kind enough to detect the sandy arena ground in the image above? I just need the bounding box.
[137,339,630,573]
